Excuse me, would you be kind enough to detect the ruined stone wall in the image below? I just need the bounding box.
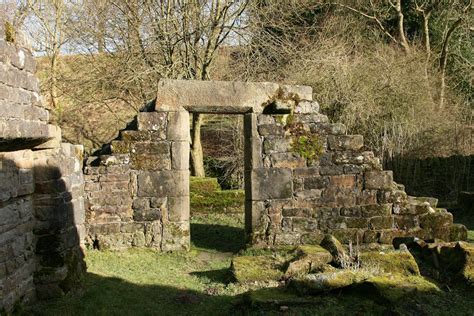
[0,24,85,312]
[246,108,467,246]
[83,79,467,252]
[84,111,190,251]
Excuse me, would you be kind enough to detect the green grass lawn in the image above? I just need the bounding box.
[24,212,474,316]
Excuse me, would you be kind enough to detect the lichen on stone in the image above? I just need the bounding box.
[4,20,15,43]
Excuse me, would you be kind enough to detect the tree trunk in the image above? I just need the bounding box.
[191,113,205,177]
[439,18,462,108]
[50,52,59,109]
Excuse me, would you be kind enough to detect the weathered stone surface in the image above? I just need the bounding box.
[365,171,393,190]
[285,245,332,277]
[294,100,319,114]
[171,141,189,170]
[137,112,167,131]
[328,135,364,151]
[137,170,189,197]
[248,168,292,200]
[293,270,365,294]
[167,111,190,141]
[320,234,350,266]
[155,79,311,113]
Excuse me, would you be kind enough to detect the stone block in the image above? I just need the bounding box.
[282,208,312,217]
[329,175,356,189]
[263,137,291,154]
[295,100,319,114]
[365,171,393,190]
[244,136,262,170]
[171,141,189,170]
[328,135,363,151]
[270,153,306,168]
[419,209,453,230]
[131,154,171,171]
[168,196,189,222]
[257,124,284,136]
[292,217,318,232]
[167,111,190,141]
[155,79,304,114]
[340,206,361,217]
[248,168,292,200]
[394,215,419,230]
[369,216,394,230]
[133,208,162,221]
[360,204,392,217]
[132,142,170,155]
[137,112,167,131]
[137,170,189,197]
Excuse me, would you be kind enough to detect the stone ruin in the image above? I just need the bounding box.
[0,24,468,312]
[83,79,467,251]
[1,25,85,311]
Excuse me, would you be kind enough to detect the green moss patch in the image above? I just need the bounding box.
[190,177,244,214]
[285,246,333,277]
[190,177,221,195]
[291,135,324,162]
[366,275,440,302]
[231,256,285,283]
[359,250,420,276]
[191,190,244,214]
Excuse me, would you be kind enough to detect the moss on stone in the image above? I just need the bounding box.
[359,250,420,276]
[4,21,15,43]
[231,255,285,283]
[367,275,440,302]
[293,270,367,294]
[291,135,324,162]
[285,245,333,277]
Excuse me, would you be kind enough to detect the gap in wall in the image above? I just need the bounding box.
[189,113,246,253]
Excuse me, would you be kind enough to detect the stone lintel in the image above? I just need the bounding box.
[155,79,313,114]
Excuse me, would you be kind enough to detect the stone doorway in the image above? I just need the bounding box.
[188,113,246,253]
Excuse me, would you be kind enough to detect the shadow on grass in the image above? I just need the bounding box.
[27,273,239,316]
[191,223,245,253]
[190,268,235,284]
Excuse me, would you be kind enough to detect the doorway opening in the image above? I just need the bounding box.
[189,113,246,253]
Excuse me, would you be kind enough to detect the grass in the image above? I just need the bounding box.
[468,230,474,243]
[22,186,474,315]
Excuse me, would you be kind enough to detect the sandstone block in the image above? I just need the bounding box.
[270,153,306,168]
[365,171,393,190]
[137,112,167,131]
[328,135,363,151]
[294,100,319,114]
[168,196,189,222]
[171,141,189,170]
[137,170,189,197]
[247,168,292,200]
[360,204,392,217]
[167,111,190,141]
[257,124,284,136]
